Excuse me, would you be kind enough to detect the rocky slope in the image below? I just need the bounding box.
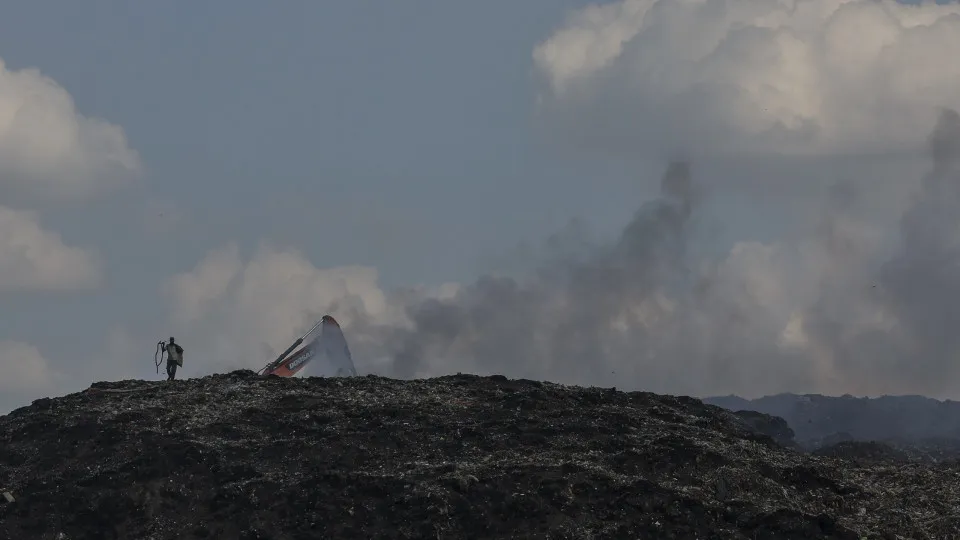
[2,371,960,539]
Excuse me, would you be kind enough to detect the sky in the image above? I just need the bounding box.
[3,0,960,413]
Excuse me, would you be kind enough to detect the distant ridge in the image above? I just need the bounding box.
[704,392,960,448]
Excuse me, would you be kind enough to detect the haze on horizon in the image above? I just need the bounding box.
[3,0,960,414]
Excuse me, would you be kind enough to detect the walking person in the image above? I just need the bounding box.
[161,337,184,380]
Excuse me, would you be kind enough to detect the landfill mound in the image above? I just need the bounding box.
[2,372,960,539]
[811,441,911,465]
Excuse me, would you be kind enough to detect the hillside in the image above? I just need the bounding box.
[2,371,960,539]
[705,393,960,455]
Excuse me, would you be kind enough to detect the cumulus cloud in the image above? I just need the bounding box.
[338,115,960,399]
[51,0,960,405]
[0,205,102,291]
[157,108,960,400]
[0,55,141,412]
[0,341,59,391]
[0,56,140,202]
[162,242,417,376]
[533,0,960,157]
[96,326,152,380]
[0,340,64,413]
[796,109,960,395]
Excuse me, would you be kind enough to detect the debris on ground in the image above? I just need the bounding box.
[2,370,959,539]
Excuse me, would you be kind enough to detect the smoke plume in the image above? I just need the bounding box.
[156,1,960,401]
[338,109,960,399]
[813,109,960,392]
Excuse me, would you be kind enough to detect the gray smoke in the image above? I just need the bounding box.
[352,160,737,393]
[804,108,960,394]
[348,109,960,399]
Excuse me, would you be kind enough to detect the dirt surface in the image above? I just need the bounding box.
[2,371,960,539]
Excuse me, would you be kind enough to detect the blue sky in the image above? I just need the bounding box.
[3,0,960,412]
[0,1,667,406]
[0,0,692,282]
[0,1,609,274]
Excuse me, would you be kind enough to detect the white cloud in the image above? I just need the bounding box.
[0,56,142,412]
[0,340,59,392]
[167,242,243,324]
[97,326,152,380]
[0,340,66,413]
[0,205,102,291]
[0,56,140,202]
[533,0,960,157]
[163,243,407,375]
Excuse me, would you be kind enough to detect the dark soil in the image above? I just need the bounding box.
[2,371,959,539]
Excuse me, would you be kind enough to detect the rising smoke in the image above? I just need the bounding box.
[345,109,960,399]
[817,109,960,392]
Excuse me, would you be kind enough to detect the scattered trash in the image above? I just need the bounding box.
[2,491,14,503]
[2,372,960,538]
